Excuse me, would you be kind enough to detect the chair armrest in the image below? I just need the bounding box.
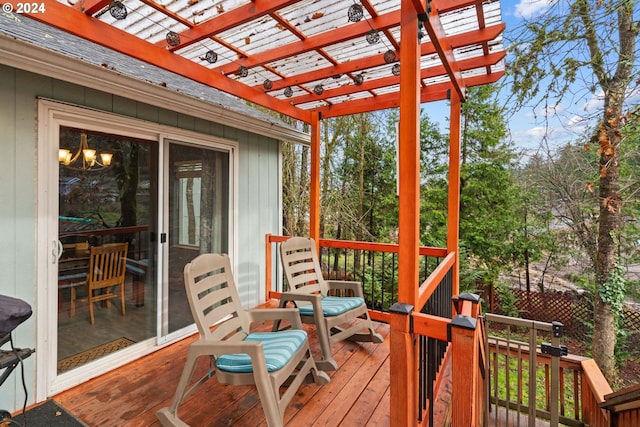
[326,280,364,298]
[193,338,262,356]
[191,339,274,376]
[279,292,324,318]
[247,308,303,329]
[279,292,322,304]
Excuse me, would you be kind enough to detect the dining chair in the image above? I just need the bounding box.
[276,236,383,371]
[157,253,330,427]
[85,242,129,325]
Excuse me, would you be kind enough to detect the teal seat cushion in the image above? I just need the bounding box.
[215,330,307,373]
[298,296,364,317]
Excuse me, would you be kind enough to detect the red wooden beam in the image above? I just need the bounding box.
[142,0,194,30]
[159,0,301,51]
[255,23,504,93]
[212,10,401,75]
[74,0,110,15]
[287,51,505,106]
[436,0,488,13]
[448,92,462,296]
[24,2,311,123]
[422,6,466,100]
[309,112,321,242]
[412,312,450,342]
[316,71,503,118]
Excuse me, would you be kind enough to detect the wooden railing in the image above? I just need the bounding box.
[580,358,612,426]
[263,235,640,426]
[265,234,455,426]
[448,294,486,426]
[600,383,640,426]
[484,319,640,427]
[265,234,447,322]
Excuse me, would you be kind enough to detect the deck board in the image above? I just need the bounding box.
[53,306,392,427]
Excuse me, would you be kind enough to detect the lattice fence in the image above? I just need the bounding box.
[488,289,640,354]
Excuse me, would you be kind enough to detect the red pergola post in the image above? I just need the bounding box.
[390,0,421,424]
[309,111,321,244]
[448,91,462,296]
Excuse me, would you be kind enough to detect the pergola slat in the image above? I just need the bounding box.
[27,0,504,120]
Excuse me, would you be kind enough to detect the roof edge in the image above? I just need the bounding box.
[0,33,310,146]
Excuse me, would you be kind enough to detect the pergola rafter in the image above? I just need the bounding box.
[27,0,504,120]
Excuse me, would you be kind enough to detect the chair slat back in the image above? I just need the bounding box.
[183,254,249,342]
[87,243,128,290]
[280,237,328,295]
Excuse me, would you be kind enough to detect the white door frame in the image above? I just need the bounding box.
[35,99,238,399]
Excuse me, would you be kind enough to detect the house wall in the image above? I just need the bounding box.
[0,63,280,411]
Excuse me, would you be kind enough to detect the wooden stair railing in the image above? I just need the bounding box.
[581,358,613,427]
[599,383,640,427]
[450,293,485,427]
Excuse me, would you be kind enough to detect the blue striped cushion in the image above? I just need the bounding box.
[298,296,364,317]
[215,330,307,373]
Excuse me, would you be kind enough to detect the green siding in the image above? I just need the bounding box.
[0,63,281,410]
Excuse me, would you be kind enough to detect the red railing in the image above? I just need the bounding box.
[265,234,447,323]
[581,358,613,426]
[264,235,640,427]
[265,234,458,426]
[600,383,640,427]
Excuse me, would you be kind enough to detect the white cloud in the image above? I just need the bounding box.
[514,0,553,19]
[524,126,549,138]
[566,115,585,127]
[583,90,604,113]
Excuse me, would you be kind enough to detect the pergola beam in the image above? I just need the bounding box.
[288,51,505,107]
[73,0,110,15]
[254,23,504,94]
[423,1,467,100]
[213,11,401,76]
[160,0,302,50]
[24,2,311,123]
[316,71,504,118]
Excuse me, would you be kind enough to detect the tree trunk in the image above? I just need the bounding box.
[297,145,309,236]
[281,140,296,236]
[592,97,623,381]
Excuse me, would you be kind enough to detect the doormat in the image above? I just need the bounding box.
[11,399,87,426]
[57,337,135,373]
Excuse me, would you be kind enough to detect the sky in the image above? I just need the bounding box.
[426,0,640,161]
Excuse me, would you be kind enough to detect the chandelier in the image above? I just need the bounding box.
[59,131,113,171]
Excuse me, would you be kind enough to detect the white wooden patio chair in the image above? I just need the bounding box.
[157,253,329,427]
[276,237,383,371]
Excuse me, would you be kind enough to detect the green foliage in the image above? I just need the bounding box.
[319,112,400,243]
[421,85,526,287]
[495,282,520,317]
[598,263,626,317]
[360,252,398,312]
[506,1,639,115]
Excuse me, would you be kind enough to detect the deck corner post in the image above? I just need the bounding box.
[450,314,480,427]
[390,302,416,426]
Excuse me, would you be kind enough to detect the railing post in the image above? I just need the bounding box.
[541,321,568,427]
[450,294,481,427]
[265,233,272,301]
[390,302,416,427]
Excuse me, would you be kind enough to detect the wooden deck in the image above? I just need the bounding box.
[52,311,394,426]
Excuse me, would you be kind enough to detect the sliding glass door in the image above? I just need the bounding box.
[57,126,158,373]
[161,139,231,337]
[53,123,233,373]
